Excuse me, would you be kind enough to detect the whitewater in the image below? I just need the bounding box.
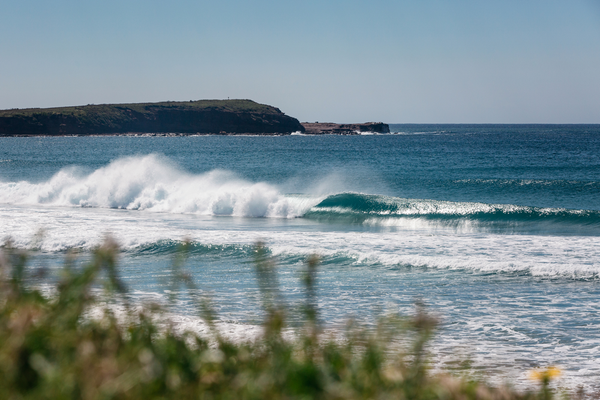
[1,125,599,392]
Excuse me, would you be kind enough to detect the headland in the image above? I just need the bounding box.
[0,100,304,136]
[0,100,391,136]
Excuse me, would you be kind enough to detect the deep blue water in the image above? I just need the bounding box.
[2,124,600,210]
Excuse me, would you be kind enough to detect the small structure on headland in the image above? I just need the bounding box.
[301,122,390,135]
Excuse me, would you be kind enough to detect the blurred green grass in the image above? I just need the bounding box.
[0,238,561,400]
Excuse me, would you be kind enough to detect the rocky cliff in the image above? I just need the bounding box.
[301,122,390,135]
[0,100,304,136]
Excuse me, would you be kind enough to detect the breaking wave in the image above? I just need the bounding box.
[305,193,600,228]
[0,154,319,218]
[1,155,599,232]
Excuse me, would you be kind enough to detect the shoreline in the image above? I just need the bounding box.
[0,132,297,138]
[0,129,390,138]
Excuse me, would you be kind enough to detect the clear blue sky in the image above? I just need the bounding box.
[1,0,599,123]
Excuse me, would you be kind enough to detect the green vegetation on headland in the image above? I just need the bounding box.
[0,100,305,136]
[0,238,568,400]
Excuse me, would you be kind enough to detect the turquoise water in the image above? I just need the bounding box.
[1,124,599,390]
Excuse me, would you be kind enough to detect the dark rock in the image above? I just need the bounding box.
[301,122,390,135]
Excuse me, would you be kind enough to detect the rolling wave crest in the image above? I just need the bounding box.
[1,155,599,229]
[0,155,318,218]
[306,193,600,227]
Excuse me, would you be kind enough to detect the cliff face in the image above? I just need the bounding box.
[301,122,390,135]
[0,100,305,136]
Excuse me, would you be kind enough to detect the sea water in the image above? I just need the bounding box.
[1,124,599,391]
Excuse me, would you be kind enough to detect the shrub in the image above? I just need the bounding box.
[0,238,553,400]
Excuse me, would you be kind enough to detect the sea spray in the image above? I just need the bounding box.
[0,155,321,218]
[3,156,600,235]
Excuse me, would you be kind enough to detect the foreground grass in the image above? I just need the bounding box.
[0,239,559,400]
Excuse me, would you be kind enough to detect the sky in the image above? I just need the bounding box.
[1,0,600,123]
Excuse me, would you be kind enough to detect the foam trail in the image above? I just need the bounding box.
[0,155,320,218]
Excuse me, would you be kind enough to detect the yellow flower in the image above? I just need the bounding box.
[528,366,562,382]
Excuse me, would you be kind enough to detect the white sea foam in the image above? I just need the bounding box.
[2,201,599,278]
[0,154,321,218]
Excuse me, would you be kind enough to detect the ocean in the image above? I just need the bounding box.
[1,124,599,391]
